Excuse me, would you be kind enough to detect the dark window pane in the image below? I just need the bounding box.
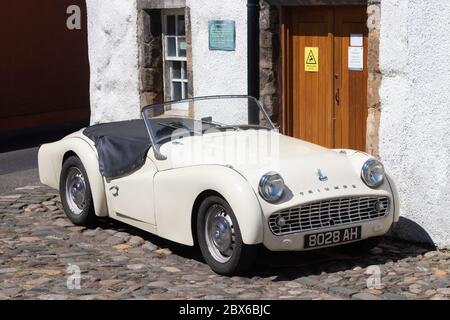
[181,61,187,79]
[167,37,176,57]
[178,15,185,35]
[184,82,188,98]
[172,61,182,79]
[173,82,182,100]
[166,16,176,35]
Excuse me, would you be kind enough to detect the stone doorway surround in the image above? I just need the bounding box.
[137,0,194,107]
[265,0,381,156]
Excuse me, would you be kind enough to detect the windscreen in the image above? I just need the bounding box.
[142,96,274,147]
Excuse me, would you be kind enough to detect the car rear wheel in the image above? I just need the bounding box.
[60,156,96,226]
[197,196,258,275]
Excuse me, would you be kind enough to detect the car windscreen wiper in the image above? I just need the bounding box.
[158,122,182,130]
[200,117,241,131]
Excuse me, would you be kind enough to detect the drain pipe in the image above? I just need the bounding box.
[247,0,260,125]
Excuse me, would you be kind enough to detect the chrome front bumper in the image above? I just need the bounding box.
[262,198,395,251]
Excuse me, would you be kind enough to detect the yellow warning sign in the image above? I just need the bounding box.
[305,47,319,72]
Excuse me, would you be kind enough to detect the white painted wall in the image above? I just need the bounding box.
[380,0,450,246]
[86,0,248,123]
[186,0,248,96]
[86,0,140,124]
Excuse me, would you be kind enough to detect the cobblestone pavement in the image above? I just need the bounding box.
[0,186,449,300]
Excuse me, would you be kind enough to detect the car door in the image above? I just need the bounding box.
[104,158,157,226]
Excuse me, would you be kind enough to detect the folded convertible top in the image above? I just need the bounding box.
[83,119,151,178]
[84,118,209,178]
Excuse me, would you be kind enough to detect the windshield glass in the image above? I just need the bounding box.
[141,96,275,159]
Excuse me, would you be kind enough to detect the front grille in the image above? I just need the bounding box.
[269,196,390,236]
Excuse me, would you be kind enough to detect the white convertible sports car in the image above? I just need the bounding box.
[38,96,399,275]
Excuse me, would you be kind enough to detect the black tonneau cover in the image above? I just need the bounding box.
[83,120,150,178]
[83,118,203,178]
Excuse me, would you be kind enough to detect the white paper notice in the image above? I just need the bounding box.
[350,33,363,47]
[348,47,364,71]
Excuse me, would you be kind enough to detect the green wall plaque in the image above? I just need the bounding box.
[209,20,236,51]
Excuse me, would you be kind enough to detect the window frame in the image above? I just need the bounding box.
[168,61,188,100]
[162,10,187,61]
[162,9,188,101]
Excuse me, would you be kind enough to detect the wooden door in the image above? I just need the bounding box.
[334,8,368,151]
[283,7,334,148]
[282,6,368,151]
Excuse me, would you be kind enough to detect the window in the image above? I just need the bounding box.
[163,12,188,100]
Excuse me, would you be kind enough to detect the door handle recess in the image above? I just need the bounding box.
[109,186,119,197]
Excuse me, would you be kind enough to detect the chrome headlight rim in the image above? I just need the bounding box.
[361,159,385,188]
[258,171,285,203]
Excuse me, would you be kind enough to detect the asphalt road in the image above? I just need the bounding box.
[0,147,41,194]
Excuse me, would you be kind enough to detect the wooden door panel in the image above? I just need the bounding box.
[287,7,334,148]
[282,6,368,151]
[334,8,368,151]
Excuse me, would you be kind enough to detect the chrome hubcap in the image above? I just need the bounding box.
[205,205,235,263]
[65,167,86,215]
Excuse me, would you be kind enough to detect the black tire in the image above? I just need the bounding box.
[60,156,96,226]
[338,236,383,255]
[197,196,258,275]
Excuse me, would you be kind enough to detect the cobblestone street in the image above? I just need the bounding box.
[0,185,449,300]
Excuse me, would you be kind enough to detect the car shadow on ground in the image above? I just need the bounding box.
[253,240,432,281]
[92,217,434,280]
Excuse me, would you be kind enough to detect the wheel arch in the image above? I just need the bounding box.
[154,165,263,246]
[38,137,108,217]
[191,189,224,246]
[63,150,78,163]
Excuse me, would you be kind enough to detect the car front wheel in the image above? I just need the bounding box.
[60,156,96,226]
[197,196,258,275]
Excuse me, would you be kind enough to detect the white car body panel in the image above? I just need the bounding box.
[38,128,400,251]
[105,160,158,226]
[38,131,109,217]
[152,165,263,246]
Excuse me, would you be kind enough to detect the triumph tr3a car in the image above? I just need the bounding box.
[38,96,399,275]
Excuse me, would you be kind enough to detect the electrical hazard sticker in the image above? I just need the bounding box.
[305,47,319,72]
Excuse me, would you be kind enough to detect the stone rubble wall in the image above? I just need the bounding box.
[138,9,164,107]
[260,0,280,123]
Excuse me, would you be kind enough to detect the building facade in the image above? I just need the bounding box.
[86,0,450,246]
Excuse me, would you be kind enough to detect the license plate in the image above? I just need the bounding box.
[304,226,362,249]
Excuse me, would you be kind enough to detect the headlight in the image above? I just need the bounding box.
[259,172,285,203]
[361,159,385,188]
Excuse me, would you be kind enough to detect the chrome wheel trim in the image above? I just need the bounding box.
[204,204,235,263]
[65,167,87,215]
